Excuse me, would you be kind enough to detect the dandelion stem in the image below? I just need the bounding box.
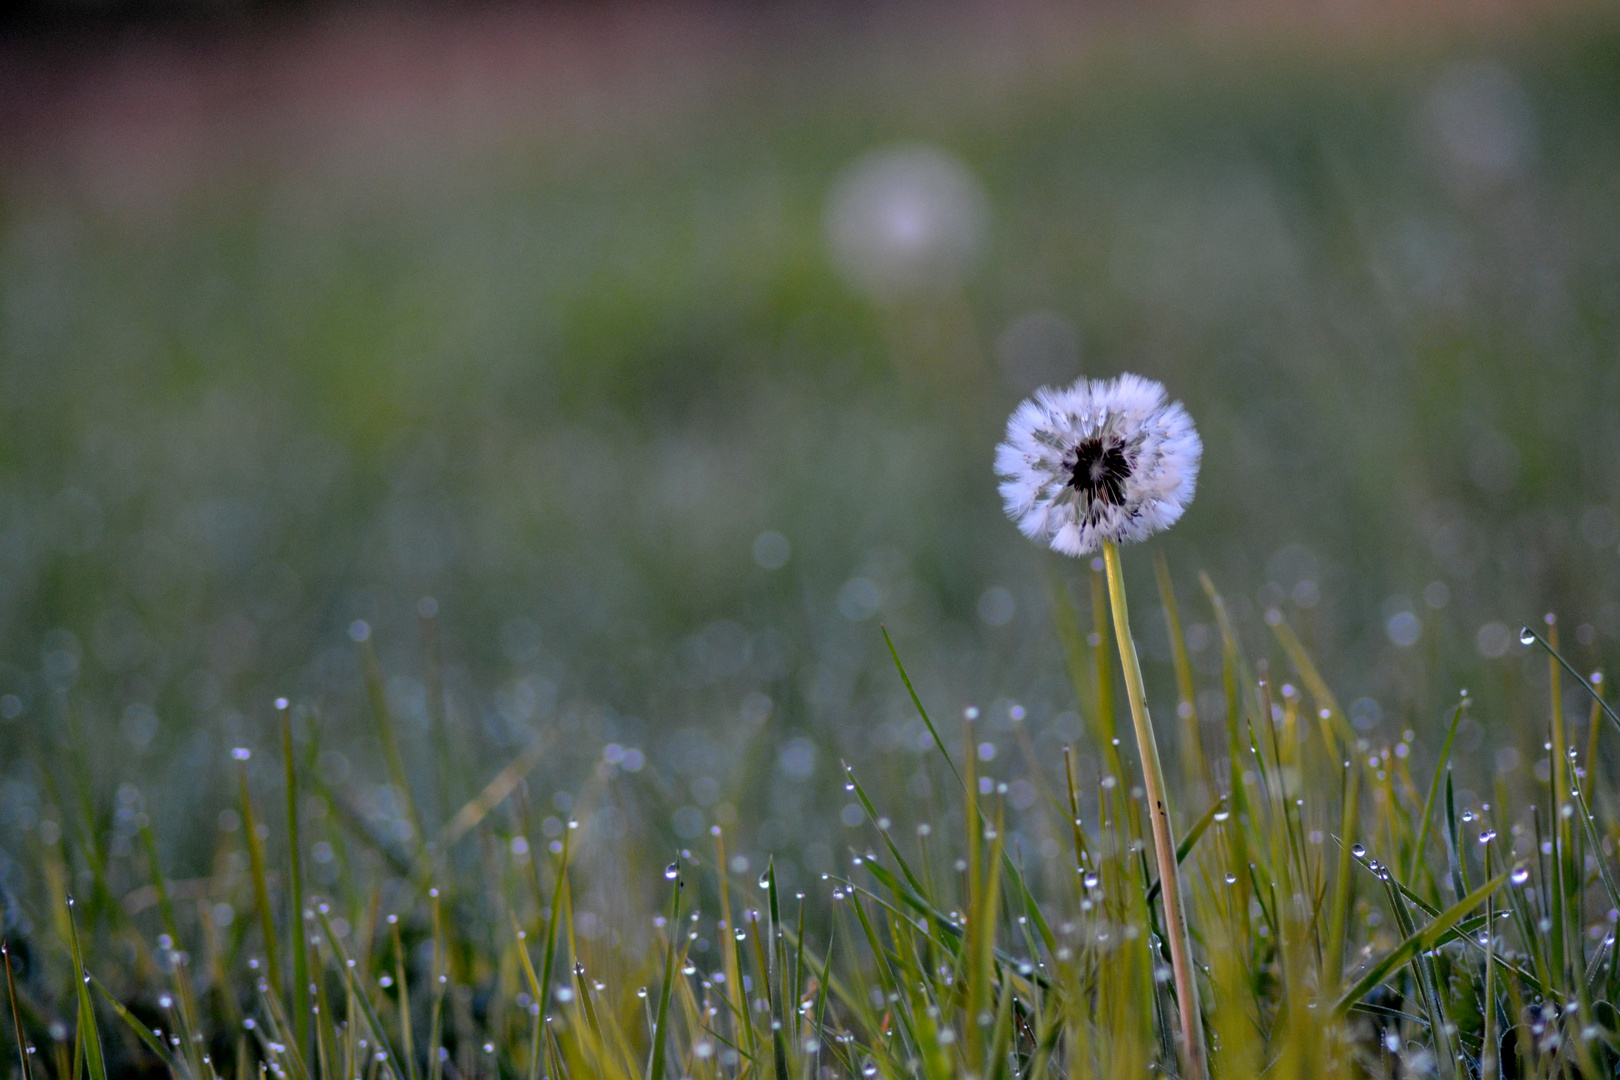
[1102,540,1207,1080]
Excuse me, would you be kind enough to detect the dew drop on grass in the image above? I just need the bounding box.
[1350,844,1365,858]
[758,872,771,889]
[664,862,679,880]
[1213,811,1230,822]
[1512,867,1531,886]
[1520,627,1536,645]
[1225,874,1238,885]
[1479,830,1497,844]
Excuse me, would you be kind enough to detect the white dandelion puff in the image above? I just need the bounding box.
[995,373,1201,556]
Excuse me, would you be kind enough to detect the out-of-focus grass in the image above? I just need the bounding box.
[0,6,1619,1048]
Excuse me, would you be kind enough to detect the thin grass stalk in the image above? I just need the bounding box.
[1482,843,1499,1080]
[65,897,108,1080]
[4,942,33,1080]
[1101,540,1206,1080]
[427,886,446,1080]
[239,756,284,1003]
[646,871,683,1080]
[392,916,418,1080]
[280,700,312,1063]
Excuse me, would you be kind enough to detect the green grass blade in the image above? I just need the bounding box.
[64,898,108,1080]
[646,868,682,1080]
[89,975,189,1078]
[280,701,311,1063]
[238,754,284,1001]
[1522,627,1620,736]
[881,626,962,789]
[1333,869,1510,1016]
[3,942,31,1080]
[315,906,405,1080]
[1406,699,1467,888]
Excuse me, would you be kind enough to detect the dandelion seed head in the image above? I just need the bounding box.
[995,373,1200,555]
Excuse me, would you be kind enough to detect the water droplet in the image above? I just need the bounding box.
[1520,627,1536,646]
[664,862,679,880]
[1512,867,1531,886]
[1213,811,1230,822]
[1224,873,1238,885]
[758,871,771,889]
[1350,844,1365,858]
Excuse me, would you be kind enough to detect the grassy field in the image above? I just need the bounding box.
[3,2,1620,1076]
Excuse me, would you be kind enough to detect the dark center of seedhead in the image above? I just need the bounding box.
[1069,438,1130,506]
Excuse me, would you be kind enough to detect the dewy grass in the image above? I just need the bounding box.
[4,569,1620,1078]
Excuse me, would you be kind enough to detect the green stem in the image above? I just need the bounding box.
[1102,540,1207,1080]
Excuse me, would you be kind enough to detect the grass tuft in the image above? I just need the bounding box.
[6,560,1620,1078]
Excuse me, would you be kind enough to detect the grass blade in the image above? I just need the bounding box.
[64,898,108,1080]
[646,865,682,1080]
[1407,697,1468,888]
[1333,869,1510,1016]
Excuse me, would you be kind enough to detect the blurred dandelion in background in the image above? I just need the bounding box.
[823,144,989,303]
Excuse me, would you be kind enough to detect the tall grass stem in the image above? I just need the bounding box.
[1102,541,1206,1080]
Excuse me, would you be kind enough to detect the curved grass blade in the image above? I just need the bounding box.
[1333,870,1509,1016]
[89,975,189,1078]
[1521,627,1620,736]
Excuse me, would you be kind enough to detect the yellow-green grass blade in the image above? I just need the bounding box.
[511,912,547,1080]
[1145,795,1226,906]
[238,756,283,1001]
[1334,869,1510,1016]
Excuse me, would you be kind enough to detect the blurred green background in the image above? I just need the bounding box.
[2,2,1619,898]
